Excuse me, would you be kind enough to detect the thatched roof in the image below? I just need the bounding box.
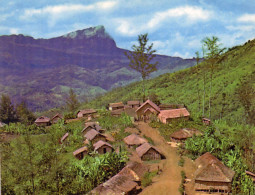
[136,142,165,158]
[118,161,149,181]
[111,108,124,116]
[60,132,69,143]
[109,102,124,108]
[35,116,50,123]
[170,128,202,140]
[195,152,235,182]
[158,108,190,120]
[73,146,88,156]
[51,113,63,121]
[90,174,138,194]
[93,140,113,151]
[127,101,140,106]
[81,122,102,133]
[144,108,157,114]
[123,134,147,146]
[136,99,160,113]
[84,129,105,140]
[78,109,97,115]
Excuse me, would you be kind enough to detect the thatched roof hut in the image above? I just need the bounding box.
[60,132,69,144]
[81,122,102,134]
[135,100,160,121]
[170,128,202,142]
[51,113,63,124]
[127,101,141,109]
[35,116,51,126]
[73,146,88,160]
[158,108,190,124]
[136,143,165,161]
[194,152,235,193]
[123,134,147,147]
[77,109,97,118]
[84,129,107,144]
[109,102,125,111]
[93,140,113,154]
[90,174,139,195]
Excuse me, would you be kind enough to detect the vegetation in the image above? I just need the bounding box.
[0,94,17,124]
[141,171,158,188]
[125,33,158,100]
[65,88,80,113]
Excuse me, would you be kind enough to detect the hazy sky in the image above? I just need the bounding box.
[1,0,255,58]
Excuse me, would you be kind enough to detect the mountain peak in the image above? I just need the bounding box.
[62,25,112,39]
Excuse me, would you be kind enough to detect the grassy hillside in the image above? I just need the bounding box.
[83,39,255,123]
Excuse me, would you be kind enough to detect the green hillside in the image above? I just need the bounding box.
[84,39,255,123]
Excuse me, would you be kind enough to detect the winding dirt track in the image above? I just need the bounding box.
[135,122,183,195]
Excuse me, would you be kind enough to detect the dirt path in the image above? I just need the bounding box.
[135,122,183,195]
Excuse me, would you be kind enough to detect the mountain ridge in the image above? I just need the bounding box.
[0,25,197,111]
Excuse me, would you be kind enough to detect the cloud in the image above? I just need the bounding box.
[20,1,118,27]
[114,6,213,36]
[238,14,255,23]
[148,6,213,29]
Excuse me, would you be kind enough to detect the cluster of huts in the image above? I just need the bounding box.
[109,99,190,123]
[34,113,63,126]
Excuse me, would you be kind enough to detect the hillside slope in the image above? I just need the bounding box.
[85,39,255,122]
[0,25,196,111]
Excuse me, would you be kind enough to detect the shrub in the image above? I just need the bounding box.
[178,157,185,167]
[141,171,157,188]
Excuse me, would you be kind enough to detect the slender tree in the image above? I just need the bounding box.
[202,36,225,118]
[0,94,17,124]
[195,51,201,113]
[65,88,80,113]
[16,101,36,124]
[125,33,158,101]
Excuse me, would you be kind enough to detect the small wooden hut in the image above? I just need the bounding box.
[35,116,51,126]
[108,102,124,111]
[93,140,113,154]
[170,128,202,143]
[127,101,141,109]
[136,143,165,161]
[123,134,147,148]
[73,146,88,160]
[158,108,190,124]
[60,132,69,144]
[135,100,160,121]
[51,113,63,124]
[84,129,107,144]
[194,152,235,194]
[77,109,97,118]
[81,122,102,136]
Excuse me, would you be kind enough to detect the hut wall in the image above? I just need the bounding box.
[75,151,88,160]
[165,116,189,124]
[77,112,83,118]
[82,127,94,136]
[137,104,157,120]
[195,180,231,193]
[35,122,50,126]
[52,117,61,124]
[91,135,107,144]
[96,145,113,154]
[141,148,162,161]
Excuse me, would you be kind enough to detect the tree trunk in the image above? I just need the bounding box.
[142,77,146,102]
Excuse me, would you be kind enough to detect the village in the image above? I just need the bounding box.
[30,99,250,195]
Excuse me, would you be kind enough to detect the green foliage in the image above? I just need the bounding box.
[16,101,36,124]
[64,112,76,120]
[185,121,255,193]
[141,171,158,188]
[0,94,17,124]
[143,134,154,145]
[3,122,46,134]
[65,88,80,112]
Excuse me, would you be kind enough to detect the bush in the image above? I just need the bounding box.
[178,157,185,167]
[141,171,157,187]
[64,112,76,120]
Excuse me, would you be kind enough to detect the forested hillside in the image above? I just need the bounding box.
[85,39,255,124]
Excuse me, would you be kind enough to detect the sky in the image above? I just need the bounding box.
[1,0,255,58]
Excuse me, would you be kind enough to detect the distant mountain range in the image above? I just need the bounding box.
[0,25,196,111]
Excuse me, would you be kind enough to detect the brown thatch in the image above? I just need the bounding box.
[60,132,69,143]
[158,108,190,119]
[84,129,105,141]
[109,102,124,108]
[136,99,160,113]
[73,146,88,156]
[35,116,50,123]
[93,140,113,151]
[170,128,202,140]
[123,134,147,146]
[51,113,63,123]
[78,109,97,115]
[111,108,124,116]
[82,122,102,133]
[136,143,165,159]
[90,174,138,195]
[118,161,149,182]
[195,152,235,182]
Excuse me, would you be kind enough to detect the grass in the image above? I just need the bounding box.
[141,171,158,188]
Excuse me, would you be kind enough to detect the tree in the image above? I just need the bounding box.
[0,94,17,124]
[65,88,79,113]
[202,36,225,118]
[16,101,36,124]
[125,33,158,101]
